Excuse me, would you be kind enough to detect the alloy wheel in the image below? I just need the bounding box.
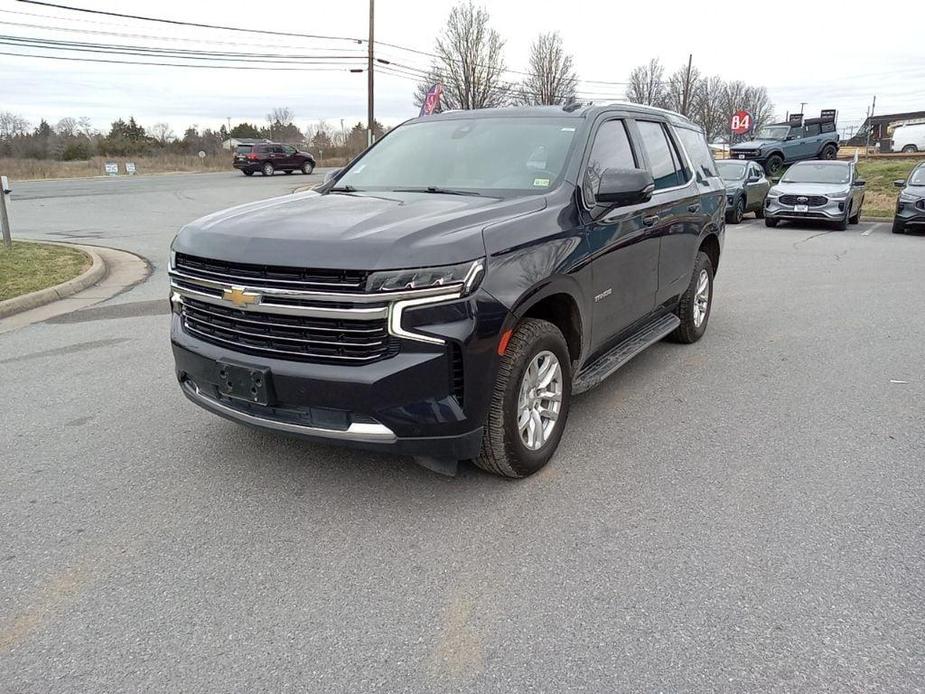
[693,269,710,328]
[517,350,563,451]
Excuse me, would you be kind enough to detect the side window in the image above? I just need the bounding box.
[675,126,718,183]
[583,119,636,207]
[274,146,286,154]
[804,123,821,137]
[821,122,836,134]
[636,121,685,190]
[285,146,297,155]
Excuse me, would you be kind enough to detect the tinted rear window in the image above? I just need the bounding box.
[235,145,253,154]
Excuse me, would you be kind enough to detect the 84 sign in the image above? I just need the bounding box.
[731,110,753,135]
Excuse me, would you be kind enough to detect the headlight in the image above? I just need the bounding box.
[899,192,920,203]
[827,191,849,200]
[367,259,484,295]
[169,249,176,270]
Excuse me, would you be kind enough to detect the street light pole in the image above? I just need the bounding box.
[367,0,375,148]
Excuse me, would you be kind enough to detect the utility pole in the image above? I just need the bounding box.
[1,175,12,250]
[799,102,807,115]
[367,0,375,148]
[865,95,876,154]
[680,53,693,117]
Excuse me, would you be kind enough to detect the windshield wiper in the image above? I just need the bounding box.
[391,186,482,197]
[329,185,362,193]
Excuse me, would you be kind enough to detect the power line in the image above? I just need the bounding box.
[16,0,365,43]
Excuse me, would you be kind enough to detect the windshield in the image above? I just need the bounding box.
[335,117,579,195]
[716,161,747,180]
[782,163,850,184]
[754,126,790,141]
[910,167,925,186]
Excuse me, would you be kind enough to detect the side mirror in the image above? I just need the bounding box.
[595,168,655,208]
[323,168,342,185]
[894,179,906,188]
[853,179,865,187]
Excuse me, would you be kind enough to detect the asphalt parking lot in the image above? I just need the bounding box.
[1,175,923,691]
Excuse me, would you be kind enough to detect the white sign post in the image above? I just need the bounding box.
[0,175,11,250]
[125,162,137,175]
[104,162,118,176]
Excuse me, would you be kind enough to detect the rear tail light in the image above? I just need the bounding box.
[246,153,258,160]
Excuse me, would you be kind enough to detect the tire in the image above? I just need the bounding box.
[302,162,315,175]
[242,170,254,176]
[892,220,906,234]
[669,251,714,344]
[765,217,779,227]
[755,204,765,219]
[261,162,274,177]
[834,210,849,231]
[726,197,744,224]
[765,154,784,177]
[902,145,918,154]
[476,319,572,479]
[849,204,861,224]
[820,144,837,160]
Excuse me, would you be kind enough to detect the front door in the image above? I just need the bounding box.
[580,117,660,352]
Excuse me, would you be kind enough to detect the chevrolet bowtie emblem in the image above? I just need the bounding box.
[222,286,261,307]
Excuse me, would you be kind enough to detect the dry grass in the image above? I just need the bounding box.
[0,241,90,301]
[0,154,230,180]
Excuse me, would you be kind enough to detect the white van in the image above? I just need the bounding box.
[892,123,925,153]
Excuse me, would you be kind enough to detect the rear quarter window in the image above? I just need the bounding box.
[674,126,719,182]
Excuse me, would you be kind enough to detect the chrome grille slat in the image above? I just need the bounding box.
[184,313,387,348]
[175,253,367,292]
[181,300,386,334]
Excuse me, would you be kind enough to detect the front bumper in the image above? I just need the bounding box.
[729,150,764,162]
[171,290,508,460]
[895,201,925,227]
[765,196,847,222]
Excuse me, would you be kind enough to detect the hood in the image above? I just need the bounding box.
[731,139,775,150]
[771,182,850,196]
[173,189,546,270]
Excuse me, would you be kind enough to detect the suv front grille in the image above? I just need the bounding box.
[779,194,828,207]
[175,253,368,292]
[181,298,397,364]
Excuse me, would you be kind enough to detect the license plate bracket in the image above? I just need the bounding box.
[215,361,271,405]
[794,204,809,213]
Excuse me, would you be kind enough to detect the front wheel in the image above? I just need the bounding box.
[765,154,784,177]
[476,319,572,479]
[834,211,849,231]
[261,162,274,176]
[849,204,861,224]
[242,170,254,176]
[765,217,780,227]
[892,220,906,234]
[302,162,315,175]
[669,251,714,344]
[755,205,765,219]
[726,198,744,224]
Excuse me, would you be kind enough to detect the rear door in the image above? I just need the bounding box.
[580,117,661,350]
[630,119,704,307]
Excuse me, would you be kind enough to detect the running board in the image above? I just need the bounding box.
[572,314,680,394]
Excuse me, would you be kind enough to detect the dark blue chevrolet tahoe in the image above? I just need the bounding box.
[169,104,725,478]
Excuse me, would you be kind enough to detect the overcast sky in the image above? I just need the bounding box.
[2,0,923,138]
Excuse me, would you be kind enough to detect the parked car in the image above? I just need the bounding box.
[730,114,840,176]
[892,162,925,233]
[170,104,725,478]
[891,123,925,154]
[764,160,865,230]
[717,159,770,223]
[233,142,316,176]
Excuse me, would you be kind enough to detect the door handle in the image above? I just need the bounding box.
[642,215,660,227]
[688,203,700,213]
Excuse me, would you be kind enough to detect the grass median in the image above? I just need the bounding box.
[855,157,919,218]
[0,241,91,302]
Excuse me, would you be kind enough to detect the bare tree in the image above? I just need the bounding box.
[690,74,727,142]
[625,58,667,108]
[267,107,295,127]
[76,117,94,138]
[515,32,577,106]
[0,111,30,140]
[55,117,78,137]
[414,1,508,111]
[664,63,701,116]
[150,122,175,144]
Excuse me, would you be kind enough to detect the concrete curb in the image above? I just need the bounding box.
[860,217,893,223]
[0,243,106,319]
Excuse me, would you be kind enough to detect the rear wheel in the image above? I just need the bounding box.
[892,220,906,234]
[820,144,838,160]
[261,162,274,176]
[902,145,918,154]
[302,161,315,175]
[669,251,714,344]
[476,319,572,479]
